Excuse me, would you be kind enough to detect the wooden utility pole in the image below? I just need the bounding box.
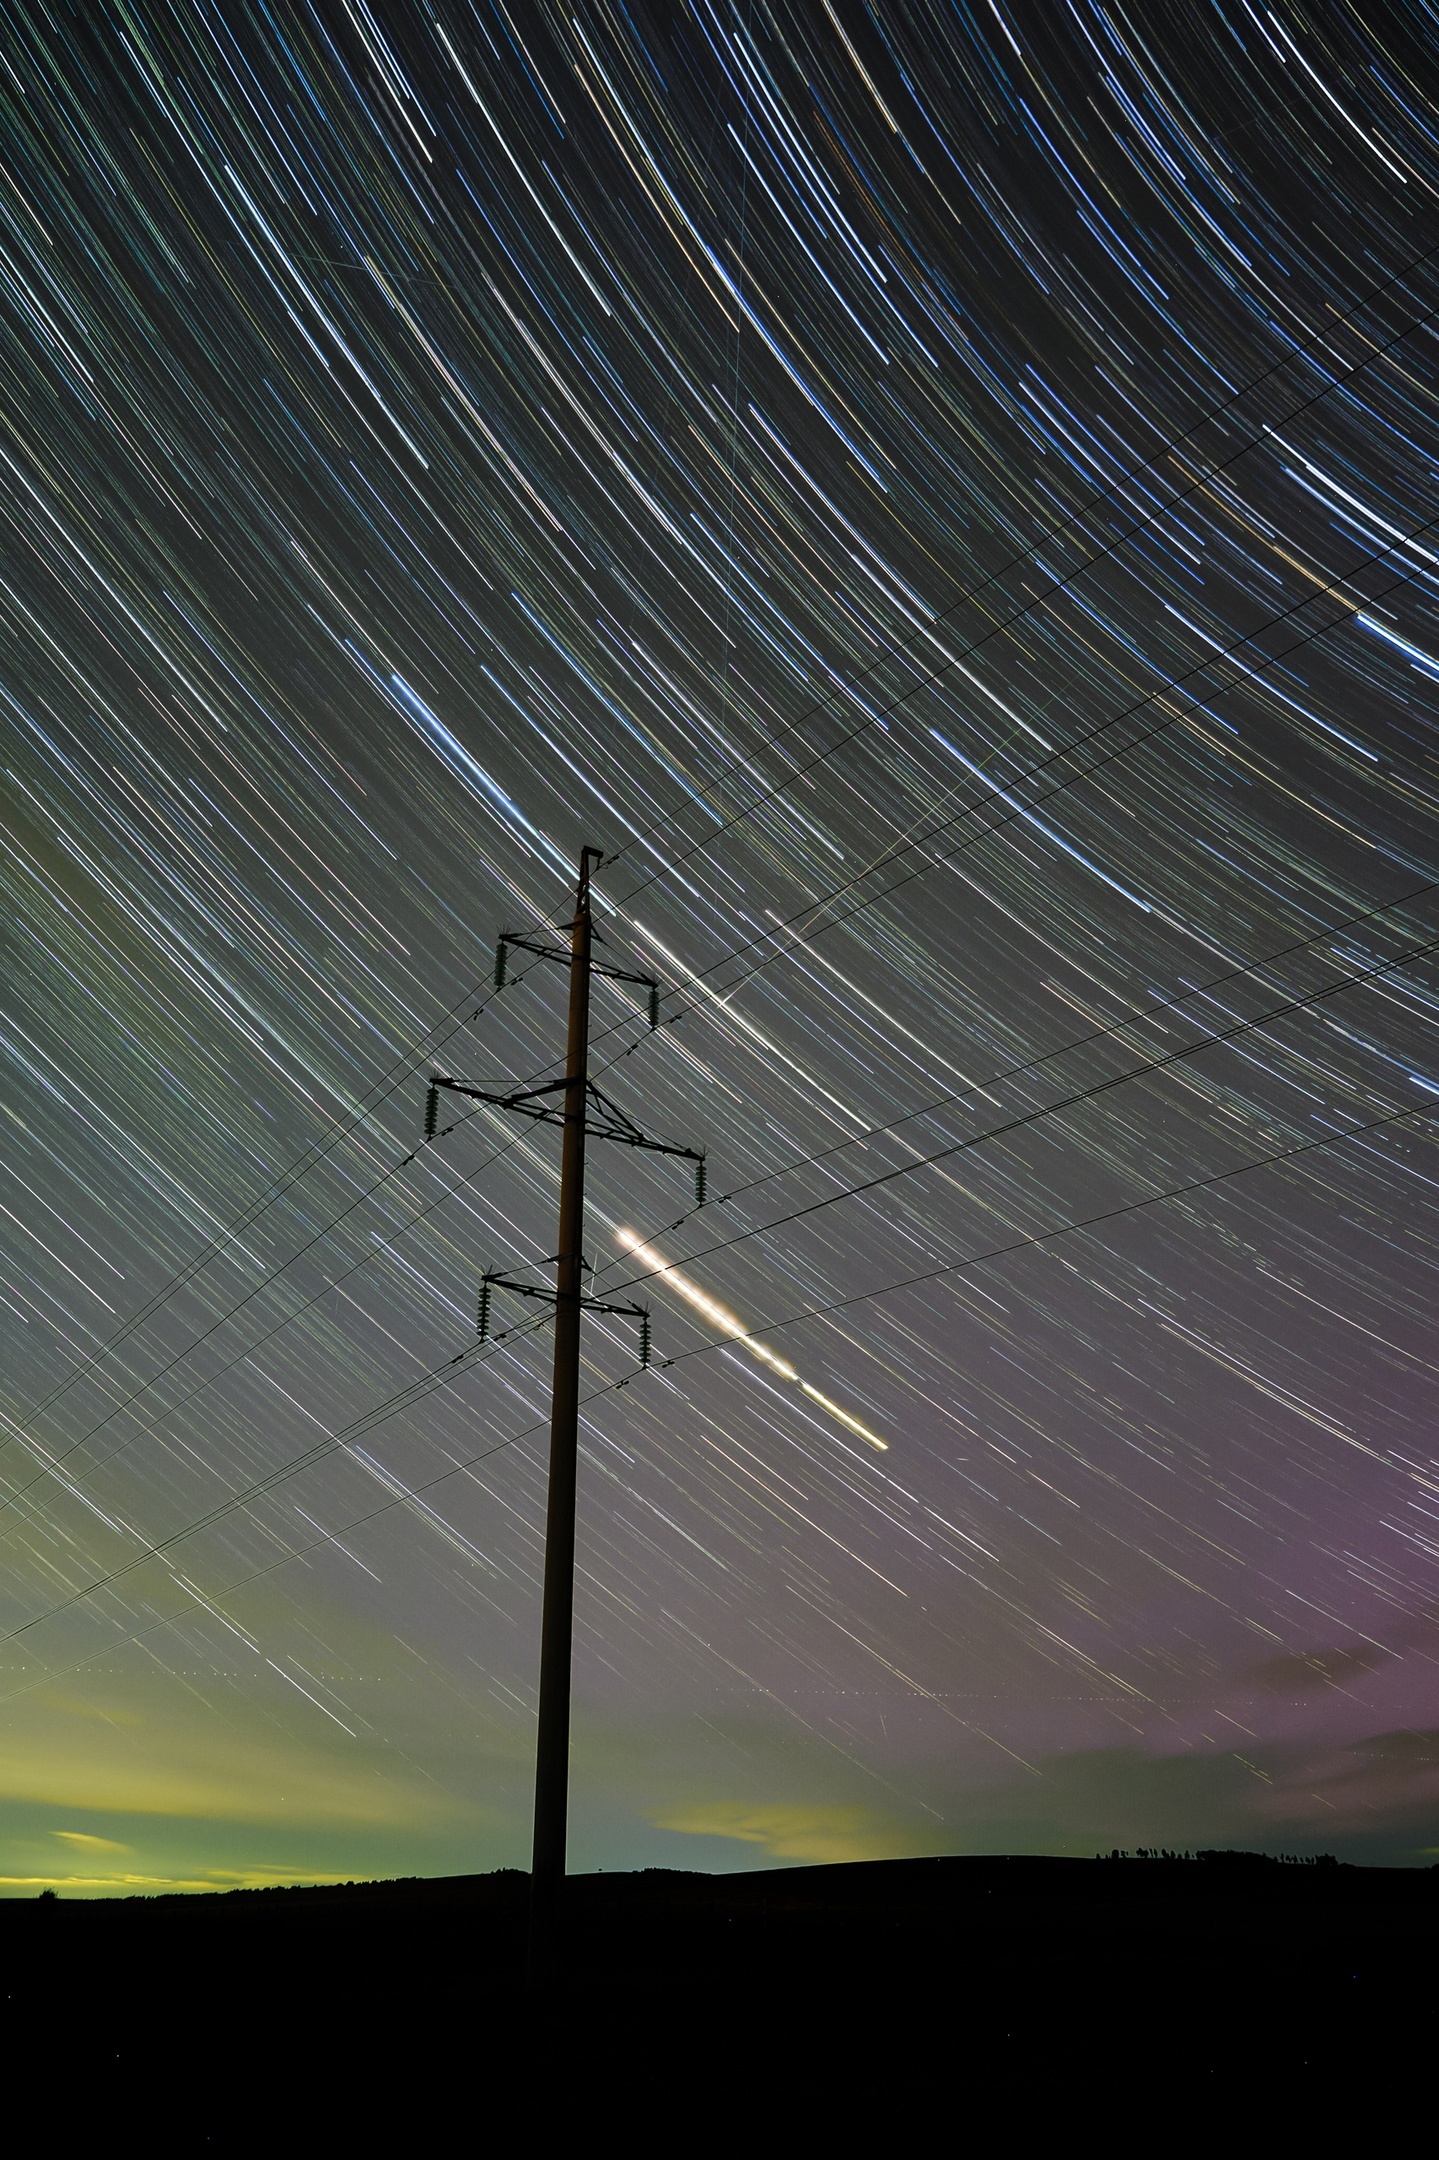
[425,847,705,1990]
[527,843,599,1986]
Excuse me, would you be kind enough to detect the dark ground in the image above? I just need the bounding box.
[9,1854,1432,2143]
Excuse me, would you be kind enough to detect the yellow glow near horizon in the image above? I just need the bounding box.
[615,1228,889,1450]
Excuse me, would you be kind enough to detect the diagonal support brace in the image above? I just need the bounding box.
[496,933,666,1027]
[430,1074,705,1177]
[478,1269,652,1365]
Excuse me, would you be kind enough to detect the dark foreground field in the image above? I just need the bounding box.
[8,1854,1432,2142]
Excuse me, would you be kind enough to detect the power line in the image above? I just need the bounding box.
[664,513,1439,1018]
[0,1378,557,1711]
[0,963,522,1448]
[14,854,1439,1590]
[0,954,602,1512]
[602,924,1439,1303]
[611,872,1439,1239]
[0,1099,540,1529]
[458,857,1439,1388]
[655,1100,1433,1366]
[0,948,680,1536]
[572,491,1439,1108]
[6,1089,1427,1700]
[564,920,1437,1441]
[0,1310,556,1650]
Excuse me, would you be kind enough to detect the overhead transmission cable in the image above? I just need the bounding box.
[0,1310,556,1651]
[599,924,1439,1306]
[591,871,1439,1256]
[0,953,692,1530]
[0,958,574,1481]
[647,1099,1435,1374]
[573,487,1439,1116]
[7,843,1420,1554]
[0,1097,547,1528]
[644,521,1439,1029]
[3,1089,1429,1687]
[0,963,529,1446]
[19,915,1439,1611]
[10,861,1430,1555]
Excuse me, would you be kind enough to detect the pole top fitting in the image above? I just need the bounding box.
[576,845,604,914]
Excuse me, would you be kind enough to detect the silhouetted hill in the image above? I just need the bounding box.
[9,1854,1430,2143]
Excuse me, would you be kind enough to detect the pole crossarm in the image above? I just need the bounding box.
[495,931,666,1020]
[477,1266,653,1377]
[478,1269,650,1325]
[430,1074,705,1168]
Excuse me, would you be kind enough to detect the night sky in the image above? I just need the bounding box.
[3,0,1439,1897]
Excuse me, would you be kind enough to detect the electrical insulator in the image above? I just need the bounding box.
[639,1311,651,1367]
[694,1157,707,1207]
[424,1083,438,1142]
[648,985,660,1031]
[494,940,508,991]
[478,1279,491,1341]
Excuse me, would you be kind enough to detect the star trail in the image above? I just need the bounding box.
[2,1,1439,1893]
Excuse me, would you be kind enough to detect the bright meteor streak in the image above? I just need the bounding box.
[615,1228,890,1450]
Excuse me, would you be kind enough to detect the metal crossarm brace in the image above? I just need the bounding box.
[430,1074,704,1169]
[429,1074,565,1121]
[480,1269,649,1324]
[584,1081,703,1165]
[498,931,664,996]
